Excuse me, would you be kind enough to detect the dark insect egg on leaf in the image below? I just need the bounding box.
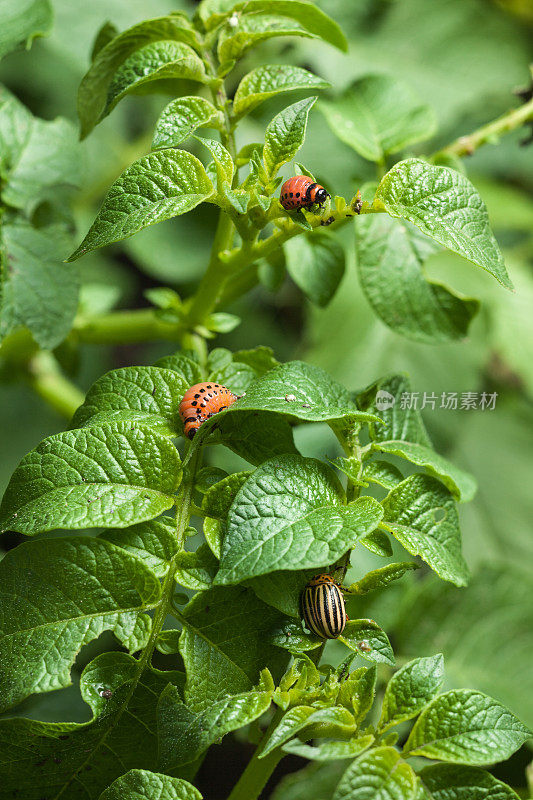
[301,574,346,639]
[280,175,330,211]
[179,382,238,439]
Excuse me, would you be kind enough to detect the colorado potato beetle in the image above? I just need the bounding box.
[179,382,237,440]
[300,574,347,639]
[280,175,330,211]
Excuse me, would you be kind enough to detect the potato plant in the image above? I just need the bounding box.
[0,1,532,799]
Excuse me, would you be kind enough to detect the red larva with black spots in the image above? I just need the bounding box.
[179,382,238,439]
[280,175,330,211]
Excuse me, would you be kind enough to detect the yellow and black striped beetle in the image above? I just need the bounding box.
[300,574,347,639]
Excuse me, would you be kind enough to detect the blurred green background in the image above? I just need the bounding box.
[1,0,532,795]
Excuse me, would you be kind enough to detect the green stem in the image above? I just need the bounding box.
[181,44,239,333]
[222,201,376,276]
[26,351,85,419]
[226,709,285,800]
[438,94,533,158]
[333,429,366,583]
[74,308,184,345]
[184,211,235,328]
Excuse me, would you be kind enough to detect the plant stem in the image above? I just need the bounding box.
[226,709,285,800]
[26,351,85,419]
[181,43,239,333]
[184,211,235,328]
[438,95,533,157]
[74,308,184,345]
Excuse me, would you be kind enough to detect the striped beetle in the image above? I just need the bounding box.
[300,574,347,639]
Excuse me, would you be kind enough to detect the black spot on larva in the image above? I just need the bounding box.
[296,192,300,197]
[194,393,200,398]
[200,388,206,393]
[206,385,212,388]
[191,401,197,406]
[290,192,293,197]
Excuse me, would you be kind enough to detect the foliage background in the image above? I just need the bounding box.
[0,0,532,795]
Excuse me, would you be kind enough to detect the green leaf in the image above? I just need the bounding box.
[195,137,234,187]
[91,21,119,61]
[374,159,512,290]
[207,349,257,392]
[179,586,288,711]
[356,214,479,343]
[222,184,250,213]
[152,96,222,150]
[0,88,81,212]
[260,706,356,758]
[284,232,345,307]
[348,562,420,595]
[214,411,299,466]
[403,689,531,764]
[233,346,279,375]
[357,374,431,447]
[270,618,322,654]
[201,470,252,518]
[320,74,436,163]
[218,13,317,62]
[195,467,228,493]
[248,1,345,47]
[77,14,198,138]
[381,474,469,586]
[359,530,393,558]
[158,674,273,770]
[0,538,160,711]
[70,366,188,436]
[100,517,178,578]
[0,652,185,798]
[270,762,346,800]
[103,41,207,118]
[372,440,476,502]
[363,461,404,490]
[175,544,218,591]
[203,516,223,558]
[248,568,316,618]
[68,149,214,260]
[0,221,79,349]
[395,565,533,729]
[154,350,204,385]
[337,665,377,726]
[283,737,374,762]
[333,747,417,800]
[419,764,521,800]
[340,620,395,666]
[378,654,444,733]
[233,64,330,118]
[0,421,181,534]
[99,770,202,800]
[0,0,52,58]
[231,360,380,426]
[215,455,383,584]
[263,97,317,180]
